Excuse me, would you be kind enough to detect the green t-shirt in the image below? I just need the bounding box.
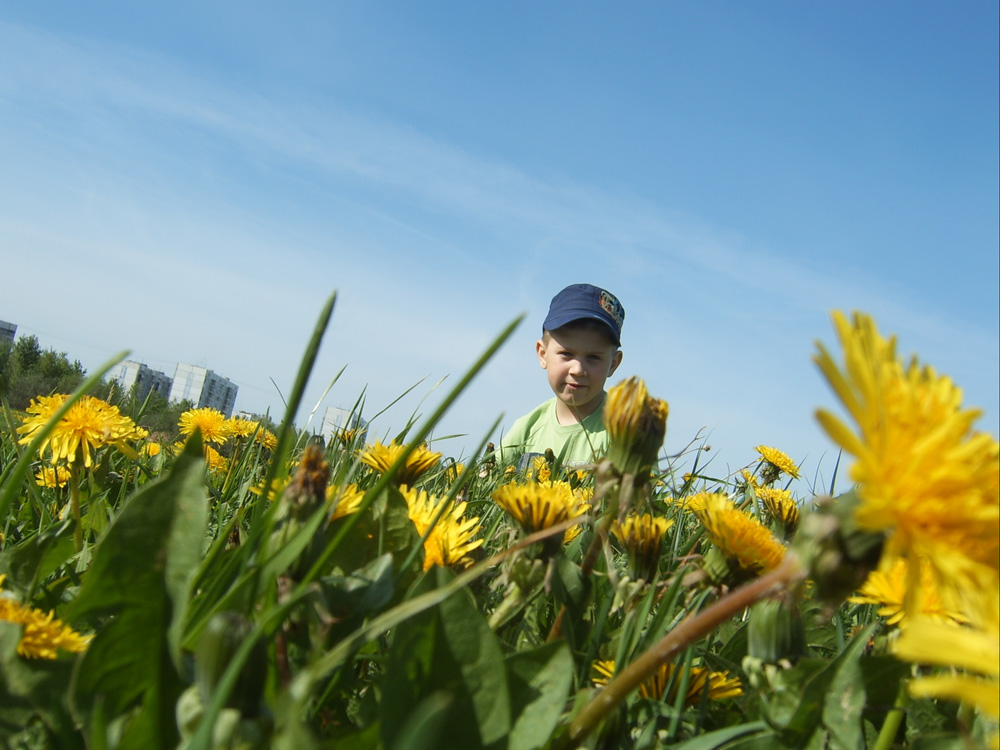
[500,395,608,467]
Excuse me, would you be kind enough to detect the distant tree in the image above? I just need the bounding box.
[1,335,87,410]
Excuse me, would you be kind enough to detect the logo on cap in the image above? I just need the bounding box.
[598,290,624,330]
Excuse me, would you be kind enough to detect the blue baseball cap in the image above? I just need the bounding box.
[543,283,625,346]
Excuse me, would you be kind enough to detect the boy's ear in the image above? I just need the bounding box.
[609,349,623,375]
[535,339,548,369]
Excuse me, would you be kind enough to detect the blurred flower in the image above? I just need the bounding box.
[0,575,91,659]
[327,483,366,521]
[754,445,800,483]
[683,492,733,515]
[604,377,669,479]
[592,659,742,705]
[756,486,800,532]
[141,441,162,458]
[227,417,260,440]
[17,394,144,468]
[493,480,587,536]
[849,556,958,628]
[402,486,483,570]
[528,455,551,482]
[35,465,72,488]
[360,440,441,486]
[893,585,999,739]
[178,407,233,446]
[814,311,1000,609]
[256,429,278,452]
[695,501,786,577]
[611,513,674,580]
[203,445,229,474]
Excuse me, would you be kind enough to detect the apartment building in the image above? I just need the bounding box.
[168,364,239,417]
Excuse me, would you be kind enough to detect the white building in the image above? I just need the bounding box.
[320,406,368,443]
[168,364,239,416]
[108,360,172,402]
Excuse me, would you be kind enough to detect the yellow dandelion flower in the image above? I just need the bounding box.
[178,407,233,445]
[696,501,786,576]
[493,480,587,535]
[529,455,552,483]
[893,585,999,734]
[401,486,483,570]
[612,513,674,579]
[850,556,959,628]
[604,376,669,476]
[359,441,441,486]
[754,445,801,482]
[445,462,466,482]
[813,311,1000,605]
[327,483,366,521]
[256,429,277,452]
[141,441,162,458]
[756,486,800,530]
[35,465,72,488]
[592,659,742,705]
[739,469,759,489]
[203,445,229,474]
[17,394,144,468]
[684,492,734,515]
[0,576,92,659]
[227,417,260,440]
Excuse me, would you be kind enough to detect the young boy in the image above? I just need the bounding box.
[501,283,625,467]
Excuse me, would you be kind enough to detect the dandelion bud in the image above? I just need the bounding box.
[611,513,674,581]
[791,490,883,612]
[603,376,668,482]
[746,596,806,665]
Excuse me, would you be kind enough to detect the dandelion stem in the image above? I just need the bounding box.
[557,553,806,749]
[872,680,908,750]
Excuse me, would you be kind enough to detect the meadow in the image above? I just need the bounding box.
[1,293,996,750]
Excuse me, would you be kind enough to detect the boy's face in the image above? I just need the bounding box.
[536,325,623,423]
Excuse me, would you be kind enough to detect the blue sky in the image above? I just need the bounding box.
[2,2,997,489]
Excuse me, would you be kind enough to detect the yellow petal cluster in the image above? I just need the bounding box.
[0,576,92,659]
[694,499,786,576]
[814,311,1000,602]
[492,480,587,535]
[178,407,233,445]
[327,483,366,521]
[17,394,145,468]
[402,486,483,570]
[359,440,441,486]
[592,659,742,705]
[611,513,674,579]
[753,445,801,481]
[756,486,800,529]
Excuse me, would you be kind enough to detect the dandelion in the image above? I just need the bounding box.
[813,311,1000,608]
[178,407,233,446]
[611,513,674,580]
[17,394,144,468]
[604,376,669,478]
[892,585,999,745]
[682,492,733,515]
[849,556,958,628]
[592,659,742,705]
[203,445,229,474]
[227,417,260,440]
[402,486,483,570]
[695,500,786,576]
[359,440,441,486]
[141,441,162,458]
[35,465,72,488]
[0,576,92,659]
[493,481,588,536]
[256,429,277,452]
[756,486,800,532]
[327,483,366,521]
[753,445,800,483]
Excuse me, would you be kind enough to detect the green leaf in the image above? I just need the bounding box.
[0,621,84,749]
[669,721,771,750]
[506,641,574,750]
[382,567,511,750]
[389,692,454,750]
[68,437,209,750]
[0,518,76,593]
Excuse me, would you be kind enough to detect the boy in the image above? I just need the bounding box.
[501,283,624,467]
